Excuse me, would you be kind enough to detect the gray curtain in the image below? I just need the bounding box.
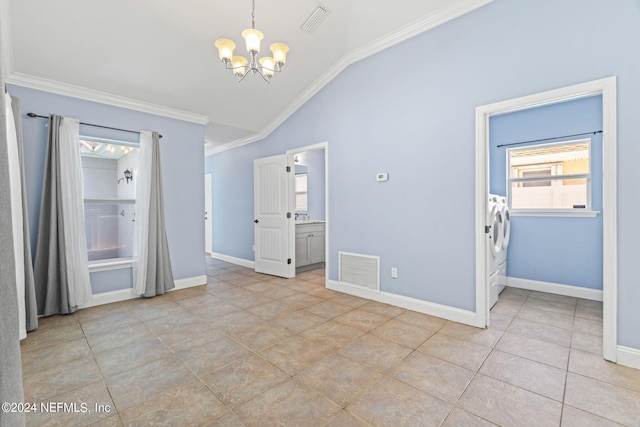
[0,84,26,427]
[33,115,75,315]
[11,96,38,332]
[141,131,174,297]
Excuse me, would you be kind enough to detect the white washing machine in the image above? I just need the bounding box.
[488,194,510,308]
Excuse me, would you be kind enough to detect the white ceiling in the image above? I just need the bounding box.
[3,0,492,152]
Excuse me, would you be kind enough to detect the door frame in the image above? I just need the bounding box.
[204,173,212,255]
[286,142,329,278]
[474,76,617,361]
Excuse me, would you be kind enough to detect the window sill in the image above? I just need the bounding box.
[88,258,133,272]
[510,209,600,218]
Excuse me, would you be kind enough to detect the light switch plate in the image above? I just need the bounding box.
[376,172,389,182]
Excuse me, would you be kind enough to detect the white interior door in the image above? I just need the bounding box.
[254,154,294,278]
[204,173,212,254]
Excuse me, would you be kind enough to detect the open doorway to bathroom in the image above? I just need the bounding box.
[287,143,328,278]
[475,77,617,362]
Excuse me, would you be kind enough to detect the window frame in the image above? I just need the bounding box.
[506,138,599,217]
[294,173,308,213]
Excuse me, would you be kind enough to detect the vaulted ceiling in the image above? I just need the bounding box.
[2,0,492,153]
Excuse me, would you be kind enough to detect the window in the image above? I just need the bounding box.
[80,138,139,263]
[507,139,591,212]
[295,174,308,212]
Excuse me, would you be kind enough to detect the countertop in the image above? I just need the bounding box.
[295,220,326,225]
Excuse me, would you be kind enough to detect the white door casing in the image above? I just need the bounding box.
[204,173,212,254]
[286,142,328,277]
[254,154,294,278]
[475,76,617,361]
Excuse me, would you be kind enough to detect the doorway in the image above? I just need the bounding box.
[475,77,617,361]
[204,173,212,255]
[252,142,329,280]
[289,145,327,275]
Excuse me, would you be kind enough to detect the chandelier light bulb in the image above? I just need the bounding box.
[231,56,248,77]
[259,57,275,77]
[241,29,263,53]
[215,39,236,62]
[270,43,289,66]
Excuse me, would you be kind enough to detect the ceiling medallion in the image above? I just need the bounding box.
[215,0,290,83]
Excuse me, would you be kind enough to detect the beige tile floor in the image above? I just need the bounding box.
[19,258,640,426]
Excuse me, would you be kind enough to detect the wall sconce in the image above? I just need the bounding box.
[124,169,133,184]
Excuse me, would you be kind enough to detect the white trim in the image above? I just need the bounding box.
[211,252,255,269]
[77,274,207,309]
[617,346,640,370]
[6,72,209,125]
[173,275,207,290]
[510,210,600,218]
[88,258,133,273]
[205,0,495,156]
[475,76,617,361]
[327,279,479,327]
[77,288,138,309]
[506,277,603,301]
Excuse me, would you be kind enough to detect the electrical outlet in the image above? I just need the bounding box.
[391,267,398,278]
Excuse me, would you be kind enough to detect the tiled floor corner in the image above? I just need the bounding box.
[19,258,640,426]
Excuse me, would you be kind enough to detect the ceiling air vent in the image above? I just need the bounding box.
[300,4,330,34]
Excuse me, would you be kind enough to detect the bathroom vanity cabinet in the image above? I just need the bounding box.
[295,222,325,268]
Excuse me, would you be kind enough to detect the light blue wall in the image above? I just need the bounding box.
[206,0,640,347]
[490,96,603,289]
[8,85,206,293]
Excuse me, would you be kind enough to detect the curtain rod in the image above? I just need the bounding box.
[496,130,602,148]
[26,113,163,138]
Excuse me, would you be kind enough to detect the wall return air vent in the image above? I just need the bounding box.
[301,4,331,34]
[339,252,380,292]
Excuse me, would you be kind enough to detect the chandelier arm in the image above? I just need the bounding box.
[256,68,271,83]
[257,64,277,74]
[237,71,250,83]
[225,62,247,71]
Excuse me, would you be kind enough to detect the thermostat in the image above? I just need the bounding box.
[376,172,389,182]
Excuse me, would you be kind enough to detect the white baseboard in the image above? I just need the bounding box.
[507,276,603,301]
[78,274,207,309]
[617,346,640,370]
[174,275,207,290]
[78,288,138,309]
[211,252,255,269]
[327,280,481,327]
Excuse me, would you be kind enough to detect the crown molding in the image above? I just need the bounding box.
[6,72,209,125]
[206,0,494,156]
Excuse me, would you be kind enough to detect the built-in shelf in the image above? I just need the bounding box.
[88,257,133,272]
[84,198,135,204]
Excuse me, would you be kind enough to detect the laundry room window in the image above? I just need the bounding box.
[507,139,595,215]
[80,137,139,267]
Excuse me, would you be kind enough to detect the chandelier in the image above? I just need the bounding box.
[214,0,290,83]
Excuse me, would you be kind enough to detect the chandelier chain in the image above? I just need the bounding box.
[251,0,256,29]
